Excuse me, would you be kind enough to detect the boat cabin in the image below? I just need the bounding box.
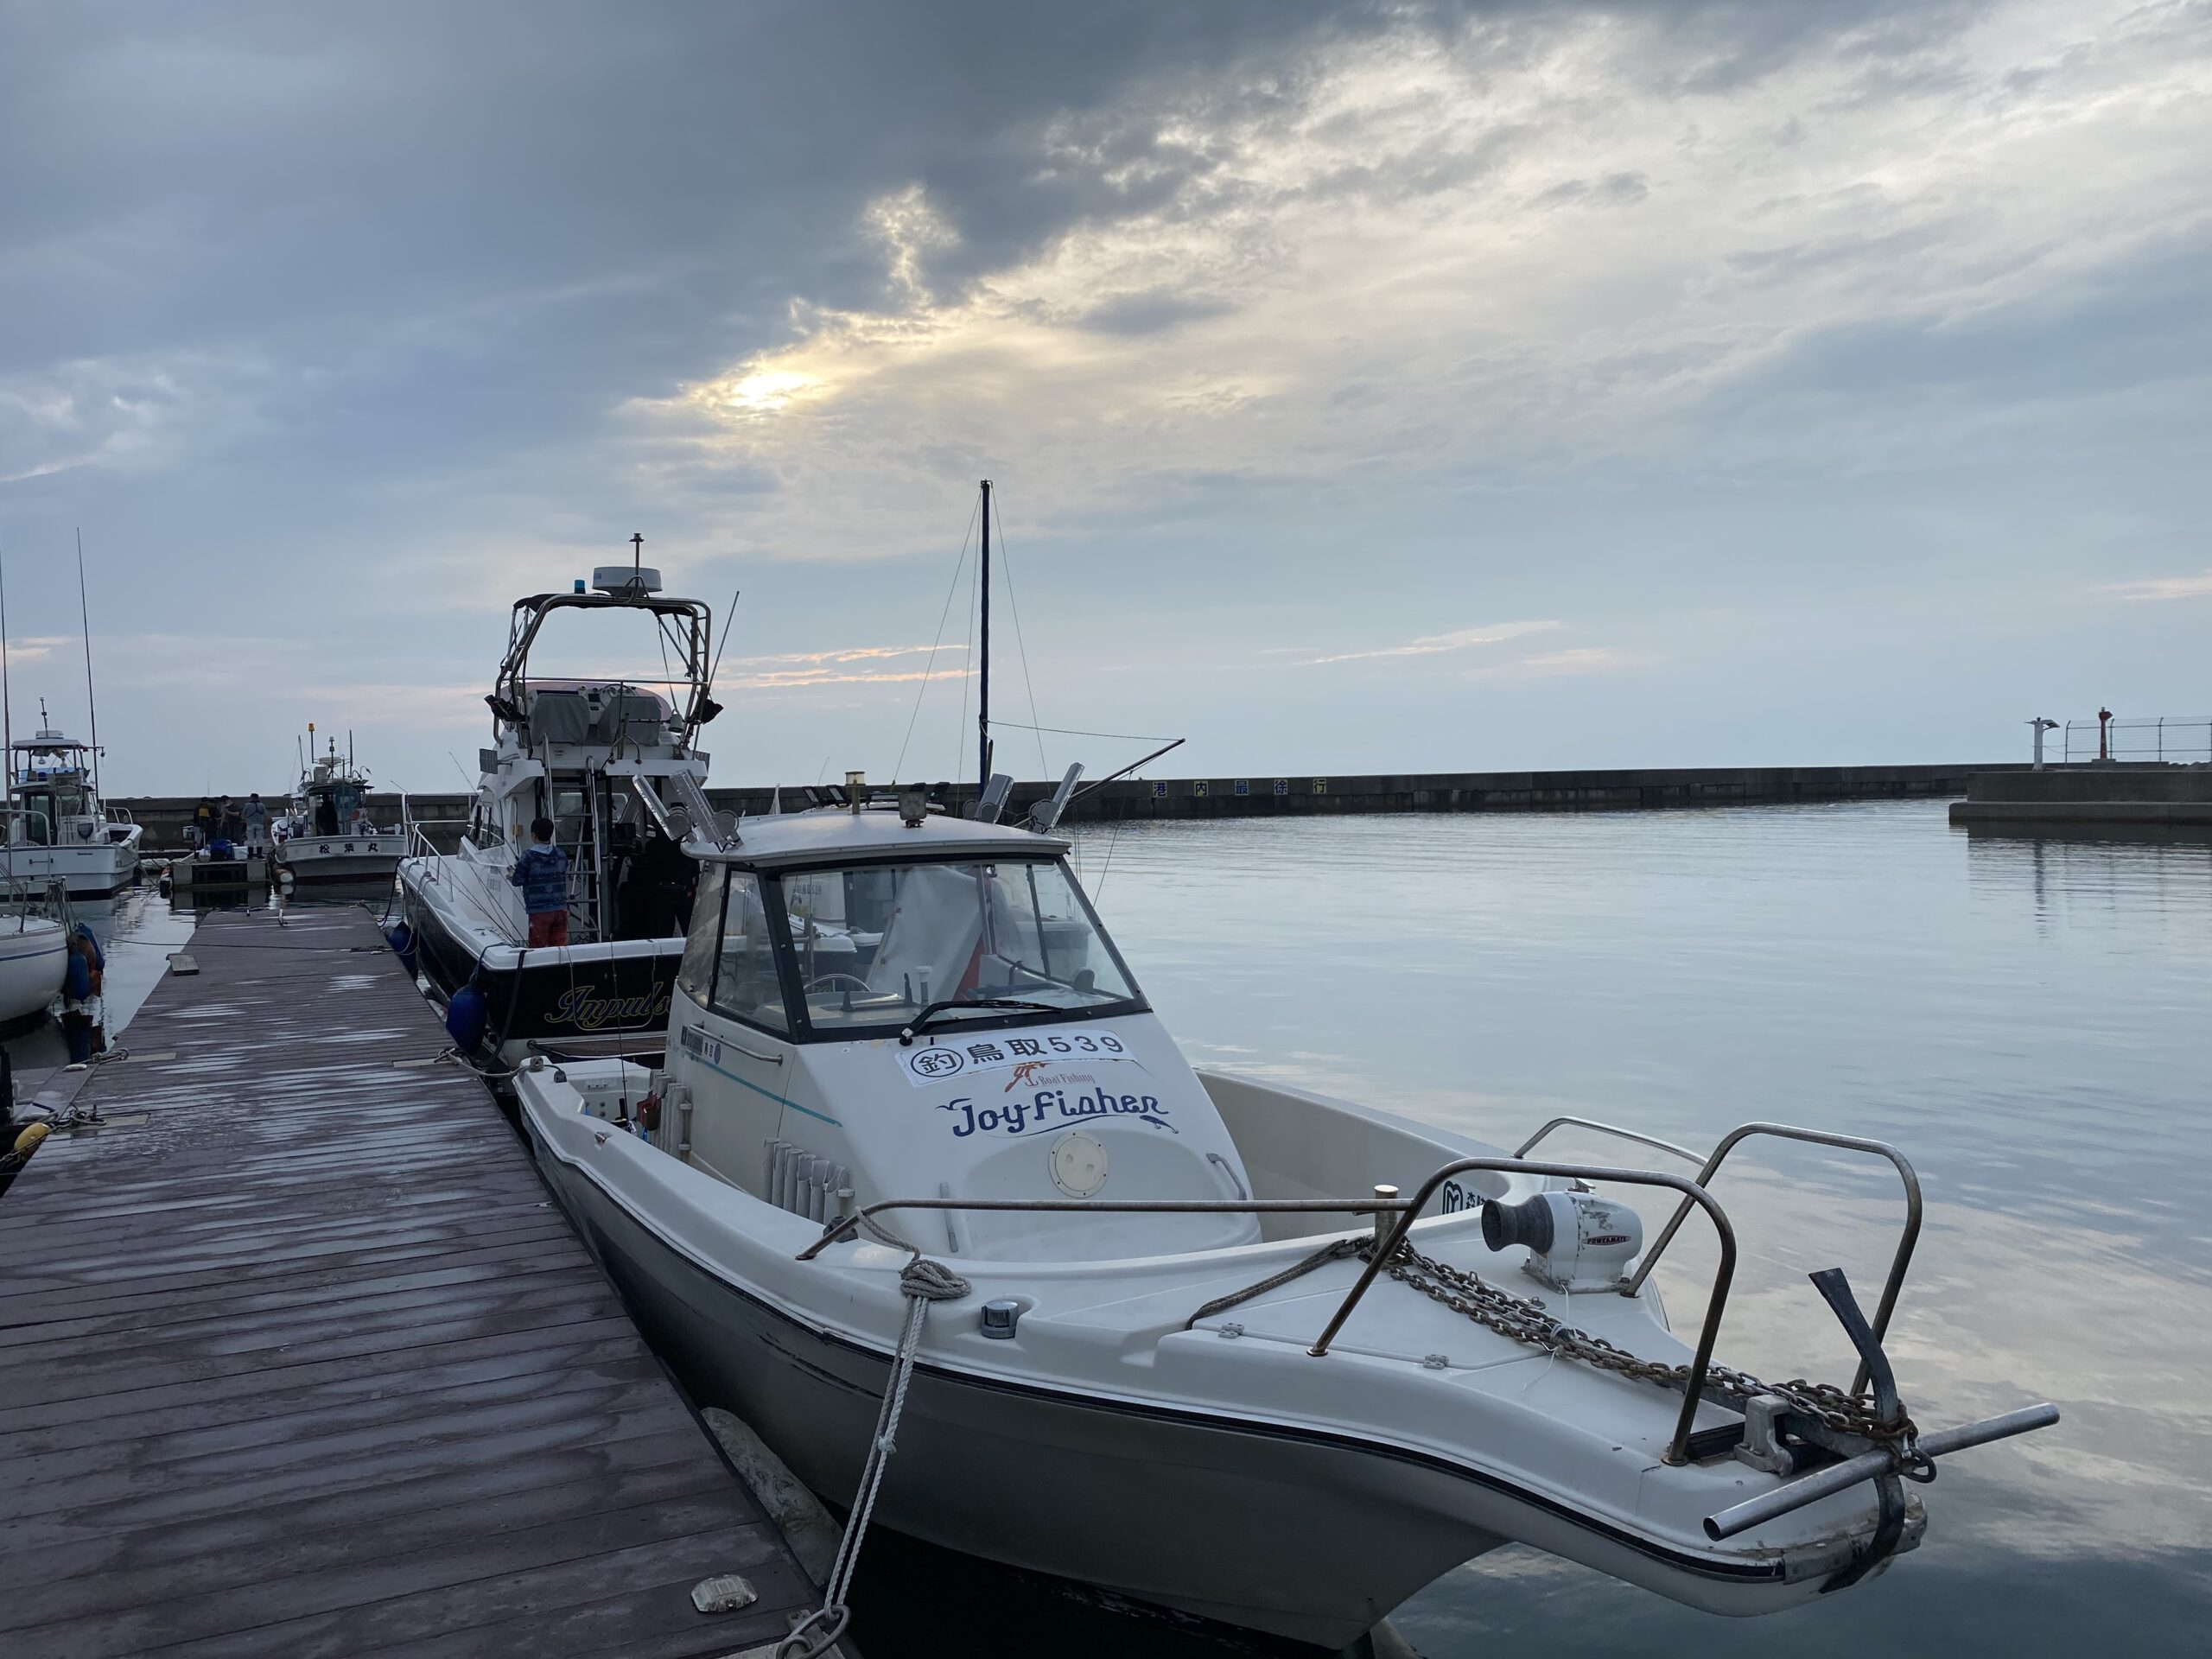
[7,729,117,848]
[293,760,371,837]
[456,569,723,948]
[652,804,1260,1261]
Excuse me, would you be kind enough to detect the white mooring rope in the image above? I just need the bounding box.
[776,1253,970,1659]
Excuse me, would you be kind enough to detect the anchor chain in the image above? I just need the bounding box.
[1376,1241,1919,1446]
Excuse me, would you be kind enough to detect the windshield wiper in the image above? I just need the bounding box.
[899,997,1060,1046]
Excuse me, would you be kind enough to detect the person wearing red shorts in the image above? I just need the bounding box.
[509,815,571,948]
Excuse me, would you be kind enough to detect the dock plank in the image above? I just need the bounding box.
[0,906,820,1657]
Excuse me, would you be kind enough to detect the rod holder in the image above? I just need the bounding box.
[1371,1185,1399,1249]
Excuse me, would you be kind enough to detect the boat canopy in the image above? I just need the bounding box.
[11,729,95,782]
[490,588,720,742]
[699,808,1071,872]
[523,681,677,747]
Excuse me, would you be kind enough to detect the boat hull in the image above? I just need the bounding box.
[274,835,401,882]
[523,1118,1829,1648]
[402,865,681,1055]
[3,830,142,898]
[0,922,67,1028]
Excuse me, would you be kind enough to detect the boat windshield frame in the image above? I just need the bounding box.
[737,850,1149,1045]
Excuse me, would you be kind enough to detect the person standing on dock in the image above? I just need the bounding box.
[243,791,269,854]
[189,796,213,850]
[509,815,570,947]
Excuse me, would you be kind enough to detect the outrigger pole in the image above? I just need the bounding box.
[77,529,100,799]
[977,479,992,795]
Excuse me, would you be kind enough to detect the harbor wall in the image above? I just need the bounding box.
[117,761,2014,846]
[1949,764,2212,827]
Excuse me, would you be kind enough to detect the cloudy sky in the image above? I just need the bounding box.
[2,1,2207,796]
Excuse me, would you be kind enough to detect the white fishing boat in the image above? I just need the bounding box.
[0,547,142,900]
[1,720,142,899]
[272,735,401,883]
[512,790,2056,1650]
[397,549,727,1060]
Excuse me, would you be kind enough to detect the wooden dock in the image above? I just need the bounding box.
[0,906,819,1658]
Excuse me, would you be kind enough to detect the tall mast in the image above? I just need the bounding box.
[0,554,13,824]
[77,528,100,799]
[977,478,991,793]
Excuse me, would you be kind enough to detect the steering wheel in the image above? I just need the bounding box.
[805,973,874,995]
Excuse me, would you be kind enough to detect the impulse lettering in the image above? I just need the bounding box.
[939,1087,1179,1138]
[551,983,673,1032]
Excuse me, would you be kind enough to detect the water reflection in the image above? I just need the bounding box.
[1061,801,2212,1656]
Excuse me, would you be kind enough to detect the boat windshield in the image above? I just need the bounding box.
[764,856,1142,1039]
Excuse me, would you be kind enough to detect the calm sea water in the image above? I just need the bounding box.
[997,801,2208,1656]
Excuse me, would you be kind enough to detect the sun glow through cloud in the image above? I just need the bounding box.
[636,0,2212,554]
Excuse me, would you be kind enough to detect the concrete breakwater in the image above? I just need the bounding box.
[117,761,2011,847]
[1949,764,2212,828]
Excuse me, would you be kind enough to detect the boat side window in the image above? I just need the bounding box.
[677,866,727,1004]
[709,870,791,1033]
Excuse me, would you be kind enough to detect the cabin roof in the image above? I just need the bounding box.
[702,806,1070,869]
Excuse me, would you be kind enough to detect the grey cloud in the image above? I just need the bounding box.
[1532,171,1649,209]
[1075,289,1238,335]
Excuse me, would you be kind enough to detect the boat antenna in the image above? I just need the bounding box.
[76,528,100,798]
[977,478,991,793]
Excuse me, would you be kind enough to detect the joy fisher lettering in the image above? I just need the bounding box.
[939,1085,1178,1137]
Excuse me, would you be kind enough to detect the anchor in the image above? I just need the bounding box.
[1705,1267,2058,1586]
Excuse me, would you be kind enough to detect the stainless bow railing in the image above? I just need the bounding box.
[785,1113,2055,1535]
[798,1146,1737,1465]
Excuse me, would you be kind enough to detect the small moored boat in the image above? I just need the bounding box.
[1,718,142,899]
[273,736,401,884]
[0,885,67,1032]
